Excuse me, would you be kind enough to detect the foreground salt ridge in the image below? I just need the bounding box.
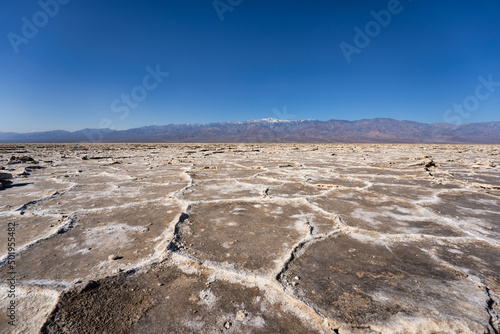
[0,144,499,333]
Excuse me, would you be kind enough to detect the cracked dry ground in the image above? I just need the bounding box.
[0,144,499,334]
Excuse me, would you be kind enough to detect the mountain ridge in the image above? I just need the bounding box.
[1,118,499,144]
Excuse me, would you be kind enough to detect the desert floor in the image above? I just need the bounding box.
[0,143,499,333]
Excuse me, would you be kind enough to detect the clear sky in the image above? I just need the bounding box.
[1,0,499,132]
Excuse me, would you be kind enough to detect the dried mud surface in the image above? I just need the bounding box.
[0,143,499,333]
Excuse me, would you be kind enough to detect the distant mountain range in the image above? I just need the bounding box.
[1,118,500,144]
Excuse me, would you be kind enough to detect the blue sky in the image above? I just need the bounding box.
[1,0,499,132]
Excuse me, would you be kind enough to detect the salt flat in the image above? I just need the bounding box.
[0,143,499,333]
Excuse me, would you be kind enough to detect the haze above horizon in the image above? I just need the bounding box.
[1,0,500,132]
